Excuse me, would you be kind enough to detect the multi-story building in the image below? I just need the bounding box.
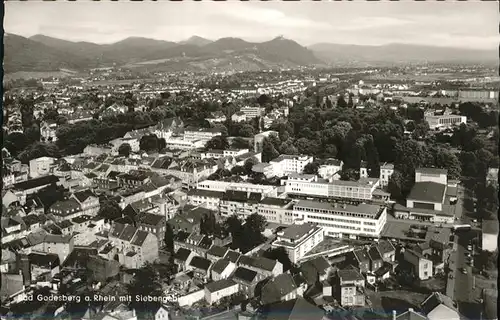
[49,199,84,222]
[40,122,58,142]
[165,138,205,150]
[318,159,343,181]
[183,127,223,144]
[458,90,498,100]
[238,106,265,120]
[29,157,56,179]
[271,223,324,263]
[196,180,277,196]
[425,114,467,130]
[106,223,159,269]
[337,268,366,307]
[187,189,224,211]
[219,190,264,218]
[71,190,100,216]
[257,198,296,224]
[284,175,380,201]
[379,163,395,188]
[403,248,433,280]
[270,155,314,176]
[200,149,250,160]
[293,200,387,239]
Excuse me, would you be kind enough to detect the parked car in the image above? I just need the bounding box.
[461,268,468,274]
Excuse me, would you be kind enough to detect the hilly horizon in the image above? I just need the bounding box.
[4,33,497,73]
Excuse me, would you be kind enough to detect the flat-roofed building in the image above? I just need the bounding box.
[271,223,324,263]
[284,175,380,201]
[270,154,314,176]
[293,200,387,239]
[425,114,466,130]
[415,168,447,186]
[257,198,296,224]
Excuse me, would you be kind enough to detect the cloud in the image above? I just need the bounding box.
[220,4,331,30]
[335,17,414,31]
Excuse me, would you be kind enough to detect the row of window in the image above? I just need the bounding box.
[305,215,362,225]
[296,207,375,219]
[315,222,361,231]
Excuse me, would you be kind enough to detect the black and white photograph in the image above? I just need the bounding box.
[1,1,499,320]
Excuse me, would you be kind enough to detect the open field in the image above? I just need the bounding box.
[4,70,79,80]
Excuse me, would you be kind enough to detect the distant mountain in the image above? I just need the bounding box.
[4,34,93,73]
[4,34,317,73]
[309,42,498,65]
[179,36,213,46]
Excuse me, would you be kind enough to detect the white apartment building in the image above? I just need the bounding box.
[183,127,223,143]
[196,180,277,197]
[415,168,447,185]
[239,106,265,120]
[424,114,466,130]
[187,189,225,211]
[270,155,314,177]
[254,131,278,152]
[379,163,395,188]
[271,223,325,263]
[284,175,380,201]
[29,157,56,179]
[257,198,296,224]
[219,190,265,218]
[293,200,388,239]
[318,159,343,181]
[200,149,249,160]
[165,138,205,150]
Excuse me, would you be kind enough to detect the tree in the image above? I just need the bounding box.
[97,200,122,221]
[347,95,354,108]
[127,263,163,319]
[231,137,250,149]
[118,143,132,157]
[257,94,271,106]
[279,142,299,155]
[243,213,266,250]
[388,171,404,200]
[340,168,359,181]
[206,135,229,150]
[140,134,159,152]
[303,162,320,175]
[164,223,174,252]
[244,158,258,175]
[337,95,347,108]
[225,216,243,250]
[231,166,246,176]
[261,137,279,162]
[18,142,60,164]
[200,211,217,236]
[238,124,255,137]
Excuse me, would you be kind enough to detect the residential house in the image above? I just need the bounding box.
[12,175,61,199]
[403,248,433,280]
[347,249,371,274]
[71,190,100,216]
[206,245,229,263]
[420,292,461,320]
[376,240,396,263]
[31,233,75,264]
[367,246,384,272]
[211,259,236,281]
[299,256,332,286]
[395,308,428,320]
[337,268,366,307]
[238,256,283,278]
[260,272,306,305]
[174,248,196,271]
[48,199,83,222]
[189,256,212,281]
[137,213,166,248]
[261,297,325,320]
[107,223,159,269]
[231,266,264,298]
[204,279,239,305]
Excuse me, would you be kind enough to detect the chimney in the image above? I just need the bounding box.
[392,310,397,320]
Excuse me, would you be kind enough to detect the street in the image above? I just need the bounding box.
[448,184,483,320]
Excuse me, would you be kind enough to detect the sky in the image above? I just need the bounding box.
[4,1,499,49]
